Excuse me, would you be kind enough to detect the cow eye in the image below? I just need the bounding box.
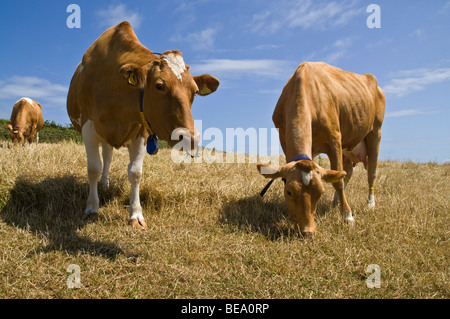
[155,81,165,91]
[286,190,292,197]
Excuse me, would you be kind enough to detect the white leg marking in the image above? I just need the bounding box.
[100,142,113,189]
[368,192,375,208]
[127,136,146,221]
[343,210,355,227]
[82,120,101,215]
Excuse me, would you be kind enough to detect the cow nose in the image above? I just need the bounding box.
[301,231,315,239]
[172,128,198,144]
[179,130,199,146]
[172,127,200,156]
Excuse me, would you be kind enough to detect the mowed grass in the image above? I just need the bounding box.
[0,141,448,298]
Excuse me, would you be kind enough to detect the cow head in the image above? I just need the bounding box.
[257,160,346,237]
[7,124,24,146]
[120,50,219,151]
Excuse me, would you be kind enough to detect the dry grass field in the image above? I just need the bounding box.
[0,141,448,299]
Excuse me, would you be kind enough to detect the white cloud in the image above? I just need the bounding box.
[96,4,143,30]
[258,89,283,95]
[0,76,68,106]
[251,0,363,33]
[308,36,358,64]
[322,51,347,64]
[385,109,438,118]
[254,44,282,50]
[439,1,450,13]
[287,1,360,29]
[366,37,394,49]
[383,68,450,97]
[170,27,218,51]
[409,28,425,39]
[333,37,356,49]
[190,59,291,79]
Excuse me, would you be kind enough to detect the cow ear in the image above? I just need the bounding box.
[319,168,347,183]
[120,64,147,88]
[257,164,284,179]
[7,124,13,132]
[194,74,220,96]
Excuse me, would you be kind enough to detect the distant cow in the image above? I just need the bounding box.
[7,97,44,146]
[258,62,385,237]
[67,21,219,229]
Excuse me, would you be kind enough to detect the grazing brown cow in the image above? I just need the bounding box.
[258,62,385,237]
[67,21,219,229]
[7,97,44,146]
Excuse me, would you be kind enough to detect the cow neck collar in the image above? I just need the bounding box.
[13,126,22,134]
[139,88,156,136]
[289,154,312,162]
[259,154,312,197]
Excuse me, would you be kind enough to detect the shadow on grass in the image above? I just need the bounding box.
[218,192,334,241]
[0,175,129,260]
[218,194,291,240]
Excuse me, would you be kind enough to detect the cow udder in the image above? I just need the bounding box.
[343,140,368,168]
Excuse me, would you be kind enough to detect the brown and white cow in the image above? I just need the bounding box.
[258,62,385,237]
[67,21,219,228]
[7,97,44,146]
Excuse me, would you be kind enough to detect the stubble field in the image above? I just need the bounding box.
[0,141,448,298]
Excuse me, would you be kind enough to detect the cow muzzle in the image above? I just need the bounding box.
[300,230,315,239]
[170,127,200,156]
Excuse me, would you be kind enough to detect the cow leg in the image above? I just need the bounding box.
[100,142,113,189]
[36,132,39,144]
[328,145,355,225]
[28,128,35,144]
[333,157,353,206]
[82,120,102,220]
[366,129,382,208]
[127,135,147,229]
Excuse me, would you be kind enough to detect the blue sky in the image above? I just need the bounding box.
[0,0,449,163]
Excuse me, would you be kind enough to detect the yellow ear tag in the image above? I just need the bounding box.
[128,73,137,86]
[200,84,211,95]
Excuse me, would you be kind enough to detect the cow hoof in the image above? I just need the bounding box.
[139,219,148,229]
[345,217,356,228]
[128,218,148,230]
[100,179,110,190]
[82,213,99,223]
